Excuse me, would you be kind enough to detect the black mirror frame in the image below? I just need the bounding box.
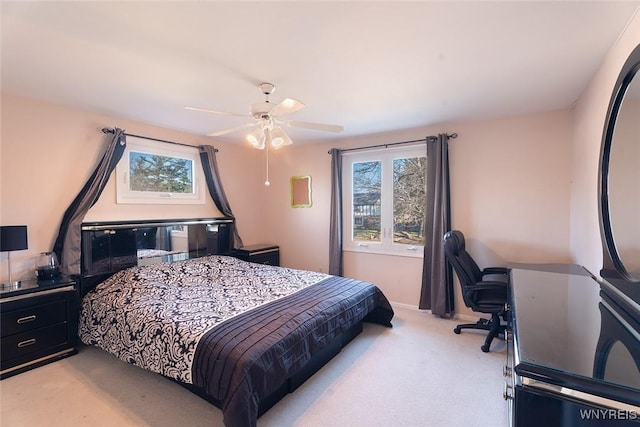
[599,43,640,297]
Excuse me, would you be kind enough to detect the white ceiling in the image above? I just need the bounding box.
[2,1,639,144]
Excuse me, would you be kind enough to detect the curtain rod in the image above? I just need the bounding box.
[327,133,457,154]
[101,127,218,152]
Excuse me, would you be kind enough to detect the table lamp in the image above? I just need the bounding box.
[0,225,28,286]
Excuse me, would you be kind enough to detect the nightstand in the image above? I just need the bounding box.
[232,244,280,266]
[0,275,78,379]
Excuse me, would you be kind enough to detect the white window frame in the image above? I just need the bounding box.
[116,136,206,205]
[342,144,426,258]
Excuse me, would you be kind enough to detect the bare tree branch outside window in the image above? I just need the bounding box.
[352,161,381,241]
[393,157,427,245]
[129,151,194,193]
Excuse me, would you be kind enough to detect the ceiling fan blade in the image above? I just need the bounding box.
[207,123,256,137]
[284,120,344,133]
[269,98,305,117]
[185,106,248,118]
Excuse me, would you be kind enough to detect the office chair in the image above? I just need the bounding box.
[443,230,509,352]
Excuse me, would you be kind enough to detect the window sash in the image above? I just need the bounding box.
[342,145,426,258]
[115,136,205,205]
[392,156,427,246]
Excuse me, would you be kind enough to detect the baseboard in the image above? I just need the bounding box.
[454,313,481,322]
[388,301,481,323]
[389,301,423,312]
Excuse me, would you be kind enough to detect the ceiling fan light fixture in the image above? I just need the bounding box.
[247,128,266,149]
[188,82,343,141]
[264,127,273,147]
[270,127,293,148]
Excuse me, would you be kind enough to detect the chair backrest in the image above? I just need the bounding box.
[443,230,482,307]
[447,231,483,281]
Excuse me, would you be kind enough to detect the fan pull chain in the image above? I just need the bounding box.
[264,145,271,186]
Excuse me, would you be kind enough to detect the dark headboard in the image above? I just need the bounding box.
[76,217,234,296]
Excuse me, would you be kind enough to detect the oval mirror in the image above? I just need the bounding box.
[600,44,640,282]
[608,70,640,280]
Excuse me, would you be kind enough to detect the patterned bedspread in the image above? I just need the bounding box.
[79,255,329,383]
[79,255,394,427]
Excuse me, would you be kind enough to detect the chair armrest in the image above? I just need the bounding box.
[482,267,509,275]
[470,281,508,292]
[465,281,508,312]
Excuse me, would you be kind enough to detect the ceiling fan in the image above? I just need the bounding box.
[185,82,343,149]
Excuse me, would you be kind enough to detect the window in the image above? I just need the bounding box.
[342,145,427,257]
[116,136,205,204]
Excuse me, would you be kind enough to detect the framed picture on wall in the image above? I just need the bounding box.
[290,176,312,208]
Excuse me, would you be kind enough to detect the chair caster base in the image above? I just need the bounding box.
[454,314,506,353]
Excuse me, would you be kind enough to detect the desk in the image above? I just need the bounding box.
[506,264,640,426]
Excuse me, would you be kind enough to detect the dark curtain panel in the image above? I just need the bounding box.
[419,134,454,316]
[328,148,343,276]
[53,128,127,275]
[199,145,244,249]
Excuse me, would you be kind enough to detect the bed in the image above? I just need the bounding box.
[77,218,394,427]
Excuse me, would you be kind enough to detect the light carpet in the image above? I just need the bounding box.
[0,305,508,427]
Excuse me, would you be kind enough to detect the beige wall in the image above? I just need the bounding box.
[263,11,640,312]
[265,110,574,311]
[0,93,265,281]
[3,12,637,314]
[570,11,640,276]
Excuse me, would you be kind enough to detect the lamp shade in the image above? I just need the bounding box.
[0,225,28,252]
[271,127,293,148]
[247,128,266,149]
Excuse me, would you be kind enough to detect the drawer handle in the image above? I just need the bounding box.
[503,365,512,377]
[17,338,37,348]
[17,315,37,324]
[503,383,513,400]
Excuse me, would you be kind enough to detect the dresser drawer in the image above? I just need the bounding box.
[1,299,68,337]
[0,280,77,379]
[1,322,69,363]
